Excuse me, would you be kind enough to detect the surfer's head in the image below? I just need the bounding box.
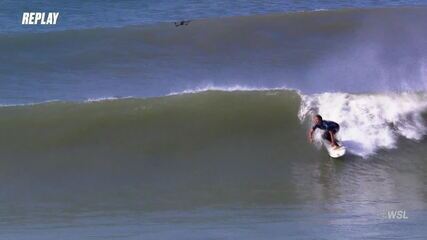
[313,114,322,125]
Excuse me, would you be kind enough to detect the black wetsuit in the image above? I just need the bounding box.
[312,120,340,142]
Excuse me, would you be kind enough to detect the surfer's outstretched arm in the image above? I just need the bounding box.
[308,129,314,143]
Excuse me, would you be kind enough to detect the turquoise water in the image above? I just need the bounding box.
[2,207,426,239]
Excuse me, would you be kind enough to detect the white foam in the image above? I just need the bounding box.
[167,84,292,96]
[299,92,427,157]
[0,99,60,108]
[85,96,133,102]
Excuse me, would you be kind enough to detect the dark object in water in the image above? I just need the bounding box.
[174,20,191,27]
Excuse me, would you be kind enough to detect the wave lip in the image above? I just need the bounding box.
[299,92,427,157]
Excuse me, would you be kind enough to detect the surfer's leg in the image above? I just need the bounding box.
[331,128,339,146]
[322,131,331,142]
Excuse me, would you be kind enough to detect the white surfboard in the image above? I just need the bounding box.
[323,140,346,158]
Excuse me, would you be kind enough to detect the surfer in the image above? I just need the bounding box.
[308,114,340,148]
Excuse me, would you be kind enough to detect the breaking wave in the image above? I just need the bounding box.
[0,89,426,209]
[299,92,427,157]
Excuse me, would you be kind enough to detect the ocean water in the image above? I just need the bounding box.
[1,1,427,239]
[2,6,427,104]
[2,0,426,33]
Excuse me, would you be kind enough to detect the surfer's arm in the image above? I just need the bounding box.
[308,128,314,142]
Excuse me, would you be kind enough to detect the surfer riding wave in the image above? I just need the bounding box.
[308,114,340,148]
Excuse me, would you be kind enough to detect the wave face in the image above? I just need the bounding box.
[1,7,427,104]
[0,90,426,210]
